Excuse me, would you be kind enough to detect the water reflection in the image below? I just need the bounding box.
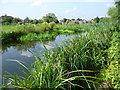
[20,50,33,57]
[2,34,80,76]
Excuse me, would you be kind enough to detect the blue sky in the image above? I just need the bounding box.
[0,0,115,20]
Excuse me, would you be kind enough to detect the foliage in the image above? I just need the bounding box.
[2,32,25,44]
[93,16,100,23]
[42,13,58,23]
[20,30,75,42]
[2,24,37,44]
[1,15,22,25]
[49,22,57,30]
[2,23,113,89]
[63,18,68,22]
[15,24,36,33]
[107,1,120,26]
[100,17,110,23]
[108,7,118,24]
[39,22,50,31]
[100,31,120,89]
[20,33,54,41]
[2,22,111,45]
[12,18,22,24]
[30,19,42,24]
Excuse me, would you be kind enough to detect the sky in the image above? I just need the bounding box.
[0,0,115,20]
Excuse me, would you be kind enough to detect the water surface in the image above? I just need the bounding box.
[2,34,79,76]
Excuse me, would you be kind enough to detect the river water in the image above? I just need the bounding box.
[2,34,80,77]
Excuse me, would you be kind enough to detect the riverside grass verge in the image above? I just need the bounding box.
[1,22,111,44]
[2,23,118,89]
[1,23,81,44]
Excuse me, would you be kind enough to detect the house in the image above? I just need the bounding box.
[59,19,94,25]
[59,20,65,24]
[23,17,30,24]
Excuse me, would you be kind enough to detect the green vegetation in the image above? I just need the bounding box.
[1,22,82,44]
[0,14,22,25]
[93,16,100,23]
[42,13,59,23]
[100,30,120,89]
[2,22,120,89]
[1,1,120,89]
[108,1,120,26]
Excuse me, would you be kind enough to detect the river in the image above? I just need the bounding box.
[2,34,80,77]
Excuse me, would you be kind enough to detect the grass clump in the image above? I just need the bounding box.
[20,33,54,42]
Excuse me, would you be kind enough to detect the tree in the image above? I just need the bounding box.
[63,18,68,22]
[13,18,22,24]
[42,13,58,23]
[108,7,118,23]
[100,17,110,23]
[93,16,100,23]
[108,1,120,25]
[71,18,75,21]
[1,15,14,25]
[30,19,40,24]
[77,18,82,21]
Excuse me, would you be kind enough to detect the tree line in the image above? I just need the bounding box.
[0,13,59,25]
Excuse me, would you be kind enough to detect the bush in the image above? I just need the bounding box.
[39,22,50,31]
[49,22,56,30]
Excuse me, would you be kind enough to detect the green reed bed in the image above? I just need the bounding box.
[2,23,113,89]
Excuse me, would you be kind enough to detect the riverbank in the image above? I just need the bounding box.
[2,23,83,44]
[1,23,110,44]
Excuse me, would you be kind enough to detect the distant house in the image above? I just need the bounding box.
[59,20,65,24]
[23,17,30,24]
[59,19,94,25]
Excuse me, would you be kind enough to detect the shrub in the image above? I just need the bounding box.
[40,22,50,31]
[49,22,56,30]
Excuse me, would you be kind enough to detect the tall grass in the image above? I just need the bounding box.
[2,23,113,89]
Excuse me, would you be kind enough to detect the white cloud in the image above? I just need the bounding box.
[65,9,71,13]
[20,50,33,57]
[106,3,114,8]
[65,7,77,13]
[72,7,77,11]
[31,0,43,6]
